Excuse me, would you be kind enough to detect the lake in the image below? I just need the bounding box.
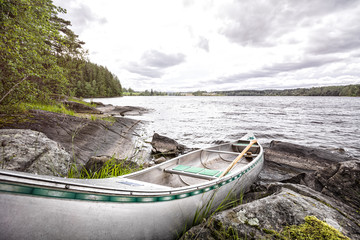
[91,96,360,158]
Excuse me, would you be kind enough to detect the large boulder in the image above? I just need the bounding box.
[183,183,359,240]
[151,133,186,156]
[0,129,71,176]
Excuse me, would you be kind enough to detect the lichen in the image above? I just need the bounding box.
[261,215,350,240]
[281,215,350,239]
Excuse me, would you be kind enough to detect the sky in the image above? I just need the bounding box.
[53,0,360,92]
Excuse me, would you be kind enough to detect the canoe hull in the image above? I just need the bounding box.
[0,137,264,240]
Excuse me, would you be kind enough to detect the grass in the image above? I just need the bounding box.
[18,101,116,123]
[67,157,141,179]
[179,187,245,239]
[89,114,116,123]
[68,97,97,108]
[20,102,75,116]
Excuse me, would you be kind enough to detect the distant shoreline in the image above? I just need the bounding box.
[120,84,360,97]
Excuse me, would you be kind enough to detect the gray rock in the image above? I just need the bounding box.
[1,110,144,166]
[63,100,102,114]
[151,133,185,156]
[0,129,71,176]
[183,183,359,240]
[154,156,167,164]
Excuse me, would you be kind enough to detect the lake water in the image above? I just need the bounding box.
[91,96,360,158]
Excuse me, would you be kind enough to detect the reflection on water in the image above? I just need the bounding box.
[91,96,360,158]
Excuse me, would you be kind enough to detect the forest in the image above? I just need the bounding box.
[0,0,122,112]
[216,84,360,97]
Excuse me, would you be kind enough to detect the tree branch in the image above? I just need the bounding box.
[0,76,28,104]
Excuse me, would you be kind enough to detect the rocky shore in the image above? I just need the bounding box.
[1,100,359,239]
[0,101,149,176]
[183,141,360,239]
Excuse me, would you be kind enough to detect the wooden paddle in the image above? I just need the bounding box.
[219,139,258,178]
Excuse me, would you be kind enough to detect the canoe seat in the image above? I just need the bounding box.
[164,165,223,180]
[232,143,260,148]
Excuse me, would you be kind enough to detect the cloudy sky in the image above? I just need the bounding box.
[53,0,360,92]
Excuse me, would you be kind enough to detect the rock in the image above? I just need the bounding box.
[154,156,167,164]
[143,161,155,168]
[0,129,71,176]
[151,133,185,156]
[183,183,359,240]
[85,155,140,173]
[1,110,145,167]
[96,105,148,116]
[315,160,360,211]
[63,100,102,114]
[260,140,355,183]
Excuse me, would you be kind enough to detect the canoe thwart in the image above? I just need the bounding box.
[232,143,260,148]
[164,165,224,180]
[202,149,240,155]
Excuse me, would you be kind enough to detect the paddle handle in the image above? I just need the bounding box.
[219,140,257,178]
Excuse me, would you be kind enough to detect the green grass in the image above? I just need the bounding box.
[89,115,116,123]
[67,157,141,179]
[20,102,75,116]
[68,97,97,108]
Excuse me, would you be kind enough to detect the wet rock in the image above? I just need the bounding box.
[63,100,102,114]
[151,133,186,156]
[0,129,71,176]
[183,183,359,240]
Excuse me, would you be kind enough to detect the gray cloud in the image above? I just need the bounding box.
[54,1,107,34]
[210,56,340,84]
[197,37,210,52]
[142,50,186,68]
[125,63,164,78]
[219,0,358,47]
[307,20,360,55]
[125,50,186,78]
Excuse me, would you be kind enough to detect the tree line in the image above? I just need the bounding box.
[0,0,122,111]
[215,85,360,97]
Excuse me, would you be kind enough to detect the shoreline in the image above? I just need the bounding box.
[0,101,151,175]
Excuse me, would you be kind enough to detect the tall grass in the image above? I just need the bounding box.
[67,157,141,179]
[178,187,245,239]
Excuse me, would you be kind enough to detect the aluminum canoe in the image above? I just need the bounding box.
[0,133,264,240]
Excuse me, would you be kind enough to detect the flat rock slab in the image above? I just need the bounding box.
[0,110,144,168]
[96,105,149,116]
[0,129,71,176]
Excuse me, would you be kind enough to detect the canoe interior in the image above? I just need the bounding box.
[126,140,261,188]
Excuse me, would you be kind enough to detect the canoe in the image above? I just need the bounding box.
[0,133,264,240]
